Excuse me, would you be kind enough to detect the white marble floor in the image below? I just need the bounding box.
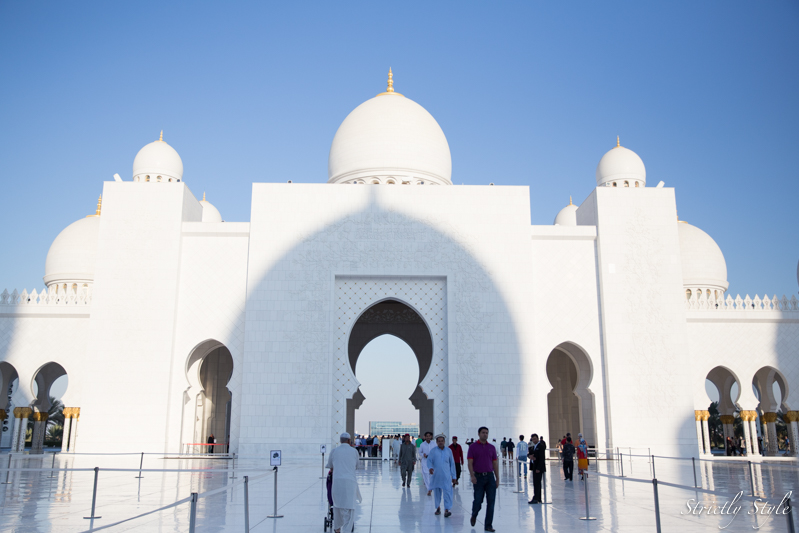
[0,451,797,532]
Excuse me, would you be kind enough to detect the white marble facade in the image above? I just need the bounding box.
[0,74,797,457]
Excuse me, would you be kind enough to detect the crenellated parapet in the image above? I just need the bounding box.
[685,292,799,312]
[0,286,92,307]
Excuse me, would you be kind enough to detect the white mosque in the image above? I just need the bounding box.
[1,71,797,458]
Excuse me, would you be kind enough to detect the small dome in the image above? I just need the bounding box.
[678,221,728,293]
[328,70,452,185]
[132,132,183,183]
[44,216,100,287]
[596,138,646,187]
[554,199,578,226]
[200,194,222,223]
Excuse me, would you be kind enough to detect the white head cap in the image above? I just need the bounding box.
[340,432,351,441]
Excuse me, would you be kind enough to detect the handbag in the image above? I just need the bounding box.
[577,458,589,470]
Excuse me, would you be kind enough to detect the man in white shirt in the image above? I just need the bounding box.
[326,432,361,533]
[419,431,435,495]
[515,434,529,478]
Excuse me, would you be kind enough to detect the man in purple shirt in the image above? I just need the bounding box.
[467,426,499,532]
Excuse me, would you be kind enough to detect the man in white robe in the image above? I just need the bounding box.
[428,433,457,517]
[392,435,402,460]
[419,431,435,495]
[326,432,361,533]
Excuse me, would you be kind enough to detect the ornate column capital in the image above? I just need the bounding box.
[740,410,758,422]
[763,412,779,423]
[720,415,735,425]
[783,411,799,423]
[13,407,32,419]
[63,407,80,419]
[32,412,49,422]
[694,410,710,421]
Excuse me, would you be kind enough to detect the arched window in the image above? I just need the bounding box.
[372,180,380,185]
[635,182,640,187]
[169,178,173,182]
[135,176,139,182]
[624,181,629,187]
[686,289,692,300]
[146,175,150,182]
[387,180,395,185]
[157,176,162,182]
[612,182,617,187]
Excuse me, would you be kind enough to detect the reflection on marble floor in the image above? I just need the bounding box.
[0,451,796,532]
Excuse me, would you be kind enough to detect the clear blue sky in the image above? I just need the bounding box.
[1,3,797,413]
[1,2,796,295]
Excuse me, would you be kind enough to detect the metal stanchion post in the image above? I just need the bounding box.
[619,451,625,477]
[243,476,250,532]
[188,492,198,533]
[692,457,698,488]
[230,453,237,480]
[2,454,12,484]
[652,478,662,533]
[83,467,102,519]
[541,470,551,504]
[579,472,596,520]
[651,455,656,479]
[49,452,57,479]
[748,461,756,496]
[512,462,524,493]
[135,452,144,479]
[787,496,796,533]
[320,452,326,479]
[267,466,284,518]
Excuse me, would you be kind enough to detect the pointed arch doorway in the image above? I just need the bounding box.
[346,300,434,437]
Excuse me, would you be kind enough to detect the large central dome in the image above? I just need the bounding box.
[328,70,452,185]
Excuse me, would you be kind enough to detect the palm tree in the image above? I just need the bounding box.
[46,396,64,428]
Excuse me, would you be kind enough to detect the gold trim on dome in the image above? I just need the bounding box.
[87,195,102,218]
[376,67,404,97]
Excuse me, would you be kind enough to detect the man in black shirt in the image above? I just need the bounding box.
[561,436,575,481]
[528,434,547,504]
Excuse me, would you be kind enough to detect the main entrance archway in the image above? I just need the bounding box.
[546,342,597,448]
[332,277,448,442]
[346,300,434,437]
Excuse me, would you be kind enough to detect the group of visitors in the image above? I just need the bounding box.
[326,426,589,533]
[555,432,589,481]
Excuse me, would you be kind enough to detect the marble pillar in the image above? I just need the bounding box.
[784,412,799,456]
[700,411,712,455]
[61,411,72,453]
[694,411,706,454]
[740,411,759,456]
[67,409,80,453]
[30,412,49,454]
[763,412,779,456]
[720,415,735,455]
[11,408,32,453]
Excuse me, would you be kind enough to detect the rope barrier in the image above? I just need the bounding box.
[593,470,788,505]
[0,467,276,473]
[78,470,272,533]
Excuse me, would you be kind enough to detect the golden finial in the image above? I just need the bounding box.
[569,196,573,206]
[616,135,620,147]
[159,130,164,142]
[377,67,403,97]
[203,192,206,201]
[87,195,102,217]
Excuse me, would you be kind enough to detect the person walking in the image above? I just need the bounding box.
[428,434,457,517]
[576,436,588,480]
[207,434,215,454]
[507,437,515,462]
[515,434,528,478]
[561,436,575,481]
[468,426,499,532]
[449,436,464,485]
[398,434,416,487]
[326,432,361,533]
[528,434,546,504]
[392,434,402,460]
[420,432,435,495]
[500,437,508,463]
